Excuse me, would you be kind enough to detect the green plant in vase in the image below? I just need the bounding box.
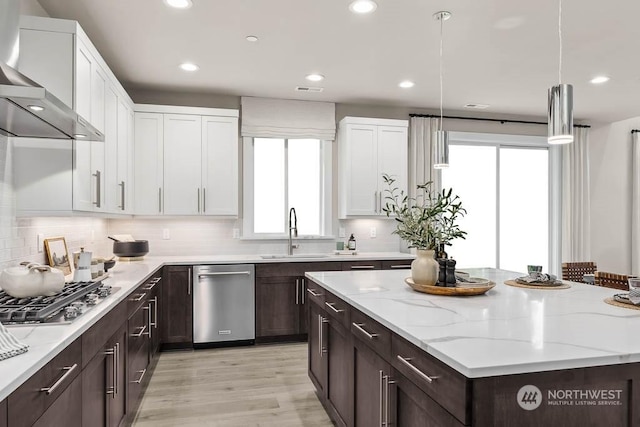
[382,174,467,286]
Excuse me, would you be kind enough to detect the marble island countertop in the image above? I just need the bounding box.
[0,251,413,401]
[305,268,640,378]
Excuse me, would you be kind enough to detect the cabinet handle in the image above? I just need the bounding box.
[325,302,344,313]
[379,370,384,427]
[152,297,158,329]
[353,322,379,340]
[130,325,147,338]
[188,267,192,295]
[142,282,156,291]
[197,188,201,213]
[114,342,120,396]
[131,369,147,384]
[130,292,146,302]
[307,288,323,297]
[301,278,305,304]
[103,345,116,397]
[118,181,125,210]
[144,305,152,338]
[203,188,206,213]
[39,363,78,395]
[389,264,411,269]
[158,187,162,213]
[385,374,395,427]
[295,279,300,305]
[92,170,101,208]
[319,315,329,356]
[396,355,438,384]
[351,265,376,270]
[374,191,378,213]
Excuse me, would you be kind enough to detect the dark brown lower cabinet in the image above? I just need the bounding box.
[82,324,127,427]
[353,338,389,427]
[0,399,5,427]
[256,276,302,337]
[325,317,351,427]
[33,374,82,427]
[308,301,326,394]
[161,266,193,346]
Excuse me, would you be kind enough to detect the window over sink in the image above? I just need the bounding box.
[242,137,332,238]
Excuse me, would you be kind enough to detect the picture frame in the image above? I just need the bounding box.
[44,237,72,276]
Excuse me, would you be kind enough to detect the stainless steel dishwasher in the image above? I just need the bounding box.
[193,264,255,346]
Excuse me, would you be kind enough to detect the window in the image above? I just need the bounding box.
[243,137,332,238]
[441,132,559,273]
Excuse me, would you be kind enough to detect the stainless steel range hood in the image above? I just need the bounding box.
[0,0,103,141]
[0,63,103,140]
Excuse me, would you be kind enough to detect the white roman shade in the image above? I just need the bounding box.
[241,97,336,140]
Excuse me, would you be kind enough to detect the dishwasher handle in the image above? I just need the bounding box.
[197,271,252,278]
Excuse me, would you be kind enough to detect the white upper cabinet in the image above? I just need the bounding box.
[338,117,408,218]
[134,105,239,217]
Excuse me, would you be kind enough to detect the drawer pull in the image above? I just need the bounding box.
[130,292,146,302]
[350,265,375,270]
[40,363,78,395]
[142,282,156,290]
[130,325,147,338]
[307,288,324,297]
[325,302,345,313]
[389,265,411,269]
[131,369,147,384]
[396,355,438,384]
[353,322,379,340]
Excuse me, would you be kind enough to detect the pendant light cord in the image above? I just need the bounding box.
[439,14,444,132]
[558,0,562,84]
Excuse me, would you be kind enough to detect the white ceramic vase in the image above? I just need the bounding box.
[411,249,439,286]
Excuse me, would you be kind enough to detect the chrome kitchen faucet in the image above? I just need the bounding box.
[288,207,299,255]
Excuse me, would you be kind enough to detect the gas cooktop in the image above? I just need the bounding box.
[0,280,118,325]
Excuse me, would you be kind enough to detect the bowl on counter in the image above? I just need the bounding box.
[104,259,116,272]
[112,240,149,258]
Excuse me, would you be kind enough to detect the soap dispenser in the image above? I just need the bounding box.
[348,234,356,251]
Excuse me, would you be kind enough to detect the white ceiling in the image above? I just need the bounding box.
[35,0,640,123]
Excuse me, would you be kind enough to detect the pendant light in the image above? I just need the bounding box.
[433,11,451,168]
[548,0,573,144]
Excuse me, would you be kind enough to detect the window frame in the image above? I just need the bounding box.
[445,132,561,275]
[242,136,333,239]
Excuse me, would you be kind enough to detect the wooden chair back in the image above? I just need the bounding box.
[561,262,597,283]
[594,271,629,291]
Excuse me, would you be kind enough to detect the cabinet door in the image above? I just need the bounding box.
[134,112,164,215]
[116,98,131,213]
[202,116,238,216]
[108,326,127,427]
[74,38,92,121]
[72,139,94,211]
[308,302,327,395]
[377,125,408,202]
[33,375,82,427]
[90,139,106,212]
[90,64,106,134]
[353,338,389,427]
[326,318,351,427]
[163,114,202,215]
[344,124,378,216]
[0,399,5,427]
[256,277,300,338]
[81,346,108,427]
[104,85,119,212]
[161,266,193,345]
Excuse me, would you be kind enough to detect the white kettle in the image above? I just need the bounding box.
[0,263,65,298]
[73,248,92,282]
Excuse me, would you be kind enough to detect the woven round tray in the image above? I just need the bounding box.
[504,279,571,290]
[405,277,495,296]
[604,297,640,311]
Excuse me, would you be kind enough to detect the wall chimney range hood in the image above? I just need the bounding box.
[0,62,103,141]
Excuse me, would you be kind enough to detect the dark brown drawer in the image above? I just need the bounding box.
[8,338,82,427]
[128,336,151,410]
[350,308,391,359]
[128,274,162,318]
[342,260,382,271]
[381,259,413,270]
[391,335,470,425]
[306,280,326,307]
[323,290,350,327]
[82,299,127,367]
[256,261,342,277]
[128,303,150,358]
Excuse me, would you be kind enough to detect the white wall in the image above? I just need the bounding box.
[0,136,108,271]
[589,116,640,274]
[19,0,48,17]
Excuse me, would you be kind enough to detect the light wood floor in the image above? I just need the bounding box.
[132,343,333,427]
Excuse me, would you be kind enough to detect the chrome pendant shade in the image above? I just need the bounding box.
[433,130,449,169]
[548,83,574,144]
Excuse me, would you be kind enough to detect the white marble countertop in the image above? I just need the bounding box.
[0,251,412,401]
[305,268,640,378]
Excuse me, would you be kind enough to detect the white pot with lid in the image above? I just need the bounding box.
[0,262,65,298]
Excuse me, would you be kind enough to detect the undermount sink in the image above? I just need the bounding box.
[260,254,330,259]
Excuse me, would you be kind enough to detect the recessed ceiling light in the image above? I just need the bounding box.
[164,0,192,9]
[246,35,259,42]
[179,62,199,72]
[73,134,87,139]
[349,0,377,14]
[28,105,44,112]
[399,81,415,89]
[590,76,610,84]
[306,73,324,82]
